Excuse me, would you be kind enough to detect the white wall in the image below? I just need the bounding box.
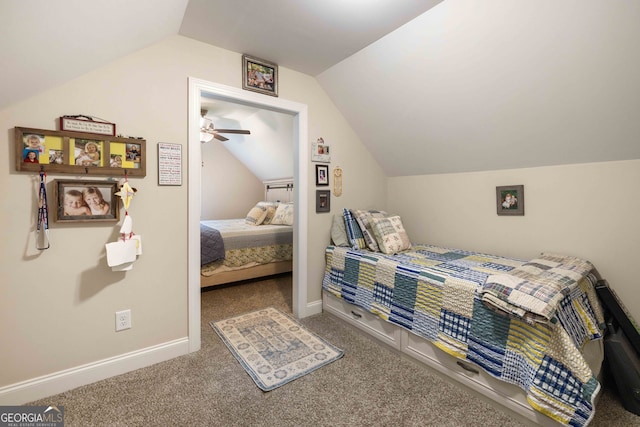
[219,109,295,183]
[0,35,387,402]
[388,159,640,323]
[200,141,264,219]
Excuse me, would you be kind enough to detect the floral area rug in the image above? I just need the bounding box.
[210,307,344,391]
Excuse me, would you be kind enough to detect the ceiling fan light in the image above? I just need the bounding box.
[200,116,214,131]
[200,132,214,143]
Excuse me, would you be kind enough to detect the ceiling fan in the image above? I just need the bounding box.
[200,109,250,142]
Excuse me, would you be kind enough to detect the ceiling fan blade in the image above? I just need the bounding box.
[214,134,229,142]
[215,129,251,135]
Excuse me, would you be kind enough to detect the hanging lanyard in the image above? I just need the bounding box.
[36,170,50,250]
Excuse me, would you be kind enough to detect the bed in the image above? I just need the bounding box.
[200,218,293,288]
[322,209,605,427]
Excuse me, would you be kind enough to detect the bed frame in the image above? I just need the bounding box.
[200,260,292,288]
[323,291,604,427]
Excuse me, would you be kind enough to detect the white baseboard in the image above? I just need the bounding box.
[300,299,322,318]
[0,337,190,405]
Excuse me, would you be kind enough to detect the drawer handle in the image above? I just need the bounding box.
[350,310,362,319]
[456,361,479,375]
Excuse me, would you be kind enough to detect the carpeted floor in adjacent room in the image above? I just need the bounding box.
[30,273,640,426]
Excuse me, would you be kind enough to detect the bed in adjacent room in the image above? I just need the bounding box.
[200,201,294,288]
[322,208,605,427]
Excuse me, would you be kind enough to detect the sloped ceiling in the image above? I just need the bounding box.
[317,1,640,176]
[2,1,640,177]
[201,97,294,182]
[0,0,189,110]
[179,0,444,76]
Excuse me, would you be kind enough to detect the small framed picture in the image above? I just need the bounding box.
[316,190,331,213]
[242,54,278,97]
[54,179,120,223]
[316,164,329,186]
[311,137,331,163]
[496,185,524,216]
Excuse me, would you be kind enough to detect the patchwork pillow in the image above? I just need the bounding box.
[272,203,294,225]
[245,204,268,226]
[257,201,279,225]
[343,208,366,250]
[330,214,350,247]
[370,215,412,254]
[352,209,389,251]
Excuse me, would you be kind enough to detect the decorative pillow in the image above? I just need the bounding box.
[343,208,366,250]
[330,214,350,247]
[370,215,412,254]
[352,209,389,251]
[245,204,268,226]
[272,203,294,225]
[257,201,279,225]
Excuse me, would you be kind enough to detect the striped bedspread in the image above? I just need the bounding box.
[322,244,604,426]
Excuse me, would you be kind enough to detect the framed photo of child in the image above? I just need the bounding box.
[242,54,278,97]
[496,185,524,216]
[54,179,120,223]
[315,164,329,186]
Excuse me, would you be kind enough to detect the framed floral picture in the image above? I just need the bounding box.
[496,185,524,216]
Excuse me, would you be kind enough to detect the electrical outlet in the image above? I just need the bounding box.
[115,309,132,332]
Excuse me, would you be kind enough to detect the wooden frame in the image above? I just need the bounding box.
[54,179,120,223]
[200,261,292,288]
[315,164,329,186]
[496,185,524,216]
[242,54,278,97]
[15,127,146,177]
[316,190,331,213]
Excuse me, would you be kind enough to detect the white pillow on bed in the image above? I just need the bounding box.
[370,215,412,254]
[257,201,279,225]
[271,203,294,225]
[245,204,269,226]
[330,214,350,247]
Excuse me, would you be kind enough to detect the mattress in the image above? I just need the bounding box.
[201,219,293,276]
[322,244,605,426]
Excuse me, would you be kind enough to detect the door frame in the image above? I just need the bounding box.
[187,78,309,352]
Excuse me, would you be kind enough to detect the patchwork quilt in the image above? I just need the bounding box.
[480,253,595,325]
[323,244,604,427]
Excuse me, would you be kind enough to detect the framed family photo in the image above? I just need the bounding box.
[316,164,329,186]
[54,179,120,223]
[242,54,278,97]
[496,185,524,216]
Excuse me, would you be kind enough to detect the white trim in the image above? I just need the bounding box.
[0,338,189,405]
[304,299,323,317]
[188,78,309,352]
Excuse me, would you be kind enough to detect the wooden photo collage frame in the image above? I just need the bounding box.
[15,126,146,177]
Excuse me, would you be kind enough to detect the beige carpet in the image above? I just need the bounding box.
[29,273,640,426]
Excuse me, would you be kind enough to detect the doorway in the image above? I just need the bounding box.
[187,78,309,352]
